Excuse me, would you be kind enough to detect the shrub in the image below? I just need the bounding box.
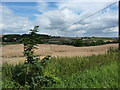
[90,42,96,46]
[11,26,55,88]
[12,62,55,88]
[2,63,23,88]
[95,40,105,45]
[2,26,56,88]
[73,39,83,47]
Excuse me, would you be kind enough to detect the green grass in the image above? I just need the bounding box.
[44,52,119,88]
[48,62,118,88]
[2,52,119,88]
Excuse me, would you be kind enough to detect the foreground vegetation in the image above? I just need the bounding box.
[2,51,119,88]
[2,26,119,88]
[45,52,119,88]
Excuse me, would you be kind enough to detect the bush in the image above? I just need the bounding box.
[90,42,96,46]
[2,63,24,88]
[11,26,56,88]
[73,39,83,47]
[11,62,55,88]
[71,40,106,47]
[2,62,56,88]
[95,40,105,45]
[2,26,56,88]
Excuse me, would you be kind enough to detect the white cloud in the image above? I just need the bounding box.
[34,1,118,37]
[0,5,33,34]
[0,1,118,37]
[34,14,51,29]
[66,24,82,31]
[103,26,118,33]
[57,1,111,13]
[37,0,48,13]
[36,1,118,37]
[75,30,86,35]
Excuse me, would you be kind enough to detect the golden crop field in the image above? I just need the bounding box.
[1,43,118,64]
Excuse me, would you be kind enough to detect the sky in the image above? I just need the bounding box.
[0,0,119,37]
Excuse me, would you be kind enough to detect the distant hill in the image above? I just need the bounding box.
[1,34,118,46]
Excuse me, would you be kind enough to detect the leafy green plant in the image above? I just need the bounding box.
[22,26,40,64]
[2,26,56,89]
[10,26,55,88]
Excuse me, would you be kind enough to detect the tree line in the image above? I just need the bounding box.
[2,33,118,46]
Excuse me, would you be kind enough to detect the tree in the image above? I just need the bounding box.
[19,26,54,88]
[73,39,83,47]
[96,40,105,45]
[22,26,39,64]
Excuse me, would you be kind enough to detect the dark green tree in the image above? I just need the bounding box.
[96,40,105,45]
[14,26,54,88]
[22,26,39,64]
[73,39,83,47]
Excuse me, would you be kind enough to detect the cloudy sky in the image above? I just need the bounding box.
[0,0,118,37]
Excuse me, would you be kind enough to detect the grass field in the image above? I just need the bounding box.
[2,51,119,88]
[44,52,119,88]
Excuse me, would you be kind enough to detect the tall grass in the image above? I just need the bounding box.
[45,53,118,76]
[44,52,119,88]
[50,62,118,88]
[2,52,119,88]
[2,63,22,88]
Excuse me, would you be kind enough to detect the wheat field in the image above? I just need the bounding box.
[1,43,118,64]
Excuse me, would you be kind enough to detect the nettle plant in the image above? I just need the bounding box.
[12,26,55,88]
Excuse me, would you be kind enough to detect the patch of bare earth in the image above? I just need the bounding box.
[1,44,118,64]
